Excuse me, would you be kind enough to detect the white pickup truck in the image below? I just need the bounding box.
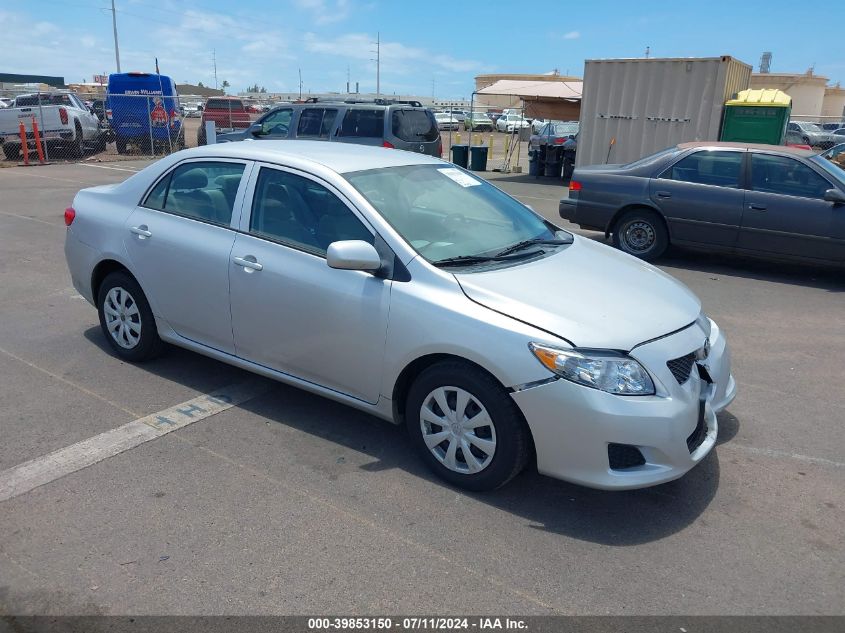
[0,92,106,160]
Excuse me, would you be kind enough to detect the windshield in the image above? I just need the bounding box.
[345,164,563,265]
[812,154,845,181]
[471,112,489,119]
[797,122,823,132]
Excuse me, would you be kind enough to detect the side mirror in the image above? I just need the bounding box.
[248,122,263,136]
[327,240,382,272]
[824,189,845,204]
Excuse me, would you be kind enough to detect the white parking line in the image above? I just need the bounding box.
[726,444,845,469]
[0,379,270,502]
[78,163,140,173]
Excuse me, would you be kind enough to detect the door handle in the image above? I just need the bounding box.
[130,225,152,238]
[655,191,672,199]
[748,204,767,211]
[233,256,263,271]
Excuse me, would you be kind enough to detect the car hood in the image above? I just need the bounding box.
[454,237,700,350]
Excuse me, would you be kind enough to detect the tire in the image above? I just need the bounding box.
[93,134,107,153]
[115,137,128,155]
[2,143,18,160]
[612,208,669,261]
[68,123,84,159]
[97,271,164,362]
[406,361,530,491]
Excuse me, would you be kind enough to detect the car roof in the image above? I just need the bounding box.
[676,141,816,157]
[184,140,444,173]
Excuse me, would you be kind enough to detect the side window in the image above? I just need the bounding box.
[259,108,292,136]
[661,151,743,188]
[750,154,832,200]
[249,168,372,256]
[296,108,338,138]
[142,161,245,225]
[339,109,384,138]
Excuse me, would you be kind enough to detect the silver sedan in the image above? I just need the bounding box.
[64,141,735,491]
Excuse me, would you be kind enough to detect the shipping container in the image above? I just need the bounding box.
[576,56,752,167]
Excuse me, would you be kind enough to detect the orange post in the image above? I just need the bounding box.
[31,116,45,163]
[18,120,29,166]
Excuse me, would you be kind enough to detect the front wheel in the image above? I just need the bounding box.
[97,271,164,362]
[612,209,669,261]
[406,362,531,491]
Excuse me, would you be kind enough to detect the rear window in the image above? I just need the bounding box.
[205,99,243,110]
[339,109,385,138]
[391,109,439,142]
[15,94,74,107]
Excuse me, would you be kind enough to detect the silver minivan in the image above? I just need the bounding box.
[217,100,443,157]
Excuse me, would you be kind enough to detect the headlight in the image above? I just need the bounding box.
[529,343,655,395]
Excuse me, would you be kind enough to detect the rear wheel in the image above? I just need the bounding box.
[68,123,84,158]
[406,361,530,491]
[97,272,164,362]
[612,208,669,261]
[115,137,128,154]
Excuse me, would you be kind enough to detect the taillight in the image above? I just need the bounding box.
[59,107,68,125]
[64,207,76,226]
[554,137,565,144]
[569,181,582,192]
[382,140,395,149]
[437,138,443,157]
[106,108,113,120]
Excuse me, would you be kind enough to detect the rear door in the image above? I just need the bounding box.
[123,159,251,354]
[649,149,746,247]
[739,152,843,261]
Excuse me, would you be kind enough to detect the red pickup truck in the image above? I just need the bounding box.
[197,97,253,145]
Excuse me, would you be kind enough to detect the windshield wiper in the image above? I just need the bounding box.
[433,249,544,268]
[493,235,573,257]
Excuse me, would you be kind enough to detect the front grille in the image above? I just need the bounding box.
[608,443,646,470]
[686,412,707,453]
[667,352,696,384]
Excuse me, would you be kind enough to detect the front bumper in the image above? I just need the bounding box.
[511,319,735,490]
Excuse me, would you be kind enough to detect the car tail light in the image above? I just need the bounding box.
[554,137,565,144]
[64,207,76,226]
[569,181,582,192]
[382,140,395,149]
[106,108,113,120]
[437,138,443,157]
[59,107,68,125]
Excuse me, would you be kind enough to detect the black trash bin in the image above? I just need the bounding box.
[469,145,489,171]
[528,150,540,177]
[544,145,562,178]
[451,144,468,168]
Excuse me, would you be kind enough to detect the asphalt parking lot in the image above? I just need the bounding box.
[0,159,843,616]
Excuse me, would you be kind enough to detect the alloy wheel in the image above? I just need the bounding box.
[419,386,497,474]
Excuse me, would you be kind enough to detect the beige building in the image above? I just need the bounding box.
[474,72,581,110]
[749,72,827,120]
[822,85,845,122]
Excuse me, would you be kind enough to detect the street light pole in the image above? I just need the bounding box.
[111,0,121,73]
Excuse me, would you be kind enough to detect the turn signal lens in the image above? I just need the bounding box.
[64,207,76,226]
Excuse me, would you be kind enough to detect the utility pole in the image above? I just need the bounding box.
[212,49,218,89]
[298,68,303,100]
[372,32,380,96]
[645,46,650,59]
[110,0,121,72]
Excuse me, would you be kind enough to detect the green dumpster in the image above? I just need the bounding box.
[451,144,468,168]
[721,89,791,145]
[470,145,489,171]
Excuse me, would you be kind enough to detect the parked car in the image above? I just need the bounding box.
[64,140,735,491]
[197,97,253,146]
[529,121,579,150]
[819,122,845,132]
[217,101,442,157]
[0,91,106,160]
[821,143,845,169]
[784,129,812,149]
[463,111,494,131]
[0,97,13,108]
[786,121,837,149]
[560,142,845,264]
[182,102,203,118]
[496,114,530,133]
[434,112,460,131]
[107,72,183,154]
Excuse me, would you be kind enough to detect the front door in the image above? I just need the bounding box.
[123,159,250,353]
[650,149,746,246]
[739,152,844,261]
[229,164,391,403]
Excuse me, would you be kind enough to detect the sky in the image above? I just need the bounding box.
[3,0,844,98]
